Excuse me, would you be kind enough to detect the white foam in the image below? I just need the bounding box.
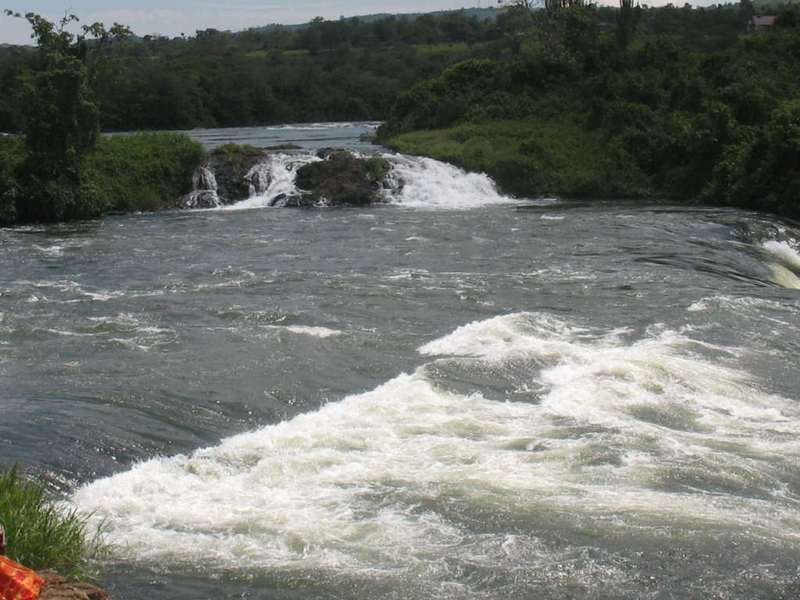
[769,264,800,289]
[219,154,320,211]
[763,240,800,271]
[271,325,343,338]
[73,313,800,583]
[762,240,800,288]
[381,155,515,210]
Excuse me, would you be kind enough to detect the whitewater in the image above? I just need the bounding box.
[3,123,800,600]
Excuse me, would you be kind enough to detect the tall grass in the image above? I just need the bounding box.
[0,467,98,578]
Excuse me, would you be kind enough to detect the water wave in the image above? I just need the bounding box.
[73,312,800,588]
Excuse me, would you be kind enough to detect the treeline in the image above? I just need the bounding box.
[379,2,800,218]
[0,10,514,131]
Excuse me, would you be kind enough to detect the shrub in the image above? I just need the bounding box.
[82,133,205,213]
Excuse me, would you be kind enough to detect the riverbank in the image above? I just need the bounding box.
[377,12,800,220]
[384,118,652,200]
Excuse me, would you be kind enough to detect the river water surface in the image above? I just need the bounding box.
[2,124,800,599]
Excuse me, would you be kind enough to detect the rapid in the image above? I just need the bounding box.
[2,123,800,599]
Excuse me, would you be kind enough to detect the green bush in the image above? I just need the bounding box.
[0,467,98,578]
[82,133,206,213]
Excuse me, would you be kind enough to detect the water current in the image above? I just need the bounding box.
[1,123,800,599]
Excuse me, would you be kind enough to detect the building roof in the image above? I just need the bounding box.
[752,15,777,26]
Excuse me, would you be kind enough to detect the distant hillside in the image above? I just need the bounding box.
[250,7,502,34]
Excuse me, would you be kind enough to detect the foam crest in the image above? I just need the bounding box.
[73,313,800,585]
[763,240,800,288]
[763,240,800,271]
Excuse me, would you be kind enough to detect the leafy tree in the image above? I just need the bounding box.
[3,10,129,222]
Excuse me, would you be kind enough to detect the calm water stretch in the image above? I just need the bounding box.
[2,123,800,599]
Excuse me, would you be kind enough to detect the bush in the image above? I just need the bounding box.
[82,133,206,213]
[0,467,98,578]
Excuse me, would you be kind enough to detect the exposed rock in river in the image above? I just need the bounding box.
[181,145,391,209]
[292,150,390,207]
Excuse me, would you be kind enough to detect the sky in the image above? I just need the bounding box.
[1,0,493,44]
[0,0,725,45]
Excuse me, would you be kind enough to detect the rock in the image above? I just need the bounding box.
[295,151,390,206]
[179,189,220,209]
[39,571,109,600]
[206,144,271,204]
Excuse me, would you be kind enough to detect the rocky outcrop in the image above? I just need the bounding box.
[180,145,392,209]
[292,150,390,207]
[40,571,109,600]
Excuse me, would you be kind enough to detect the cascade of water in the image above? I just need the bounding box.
[182,166,221,209]
[219,153,320,211]
[380,154,517,209]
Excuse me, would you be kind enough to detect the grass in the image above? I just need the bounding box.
[386,118,652,199]
[0,467,99,578]
[82,133,206,213]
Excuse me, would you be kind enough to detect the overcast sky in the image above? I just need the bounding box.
[1,0,722,45]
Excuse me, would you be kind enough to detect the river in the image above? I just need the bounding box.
[1,123,799,599]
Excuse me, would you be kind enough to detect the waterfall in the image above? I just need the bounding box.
[380,154,515,209]
[219,153,320,211]
[181,166,221,209]
[186,150,526,212]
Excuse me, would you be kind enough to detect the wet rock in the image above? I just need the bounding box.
[180,189,220,209]
[295,151,390,206]
[207,144,270,203]
[40,571,109,600]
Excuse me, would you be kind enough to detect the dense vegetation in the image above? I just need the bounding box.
[0,468,97,577]
[379,2,800,218]
[0,12,205,225]
[0,10,507,131]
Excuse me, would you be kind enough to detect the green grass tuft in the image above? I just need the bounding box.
[0,467,100,579]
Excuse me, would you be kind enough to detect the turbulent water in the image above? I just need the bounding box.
[2,123,800,599]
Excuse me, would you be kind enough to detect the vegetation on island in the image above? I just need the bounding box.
[378,1,800,218]
[0,11,205,225]
[0,467,98,578]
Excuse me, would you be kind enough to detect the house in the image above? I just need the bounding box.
[750,15,777,31]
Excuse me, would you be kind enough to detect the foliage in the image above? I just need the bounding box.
[0,467,99,578]
[0,135,23,224]
[3,11,130,223]
[381,4,800,218]
[0,10,506,132]
[82,133,206,213]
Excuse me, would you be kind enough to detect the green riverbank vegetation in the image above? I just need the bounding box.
[0,467,98,578]
[0,12,205,225]
[379,1,800,218]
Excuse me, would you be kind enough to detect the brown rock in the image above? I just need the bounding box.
[39,571,109,600]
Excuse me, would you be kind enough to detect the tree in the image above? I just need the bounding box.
[617,0,641,49]
[3,11,129,222]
